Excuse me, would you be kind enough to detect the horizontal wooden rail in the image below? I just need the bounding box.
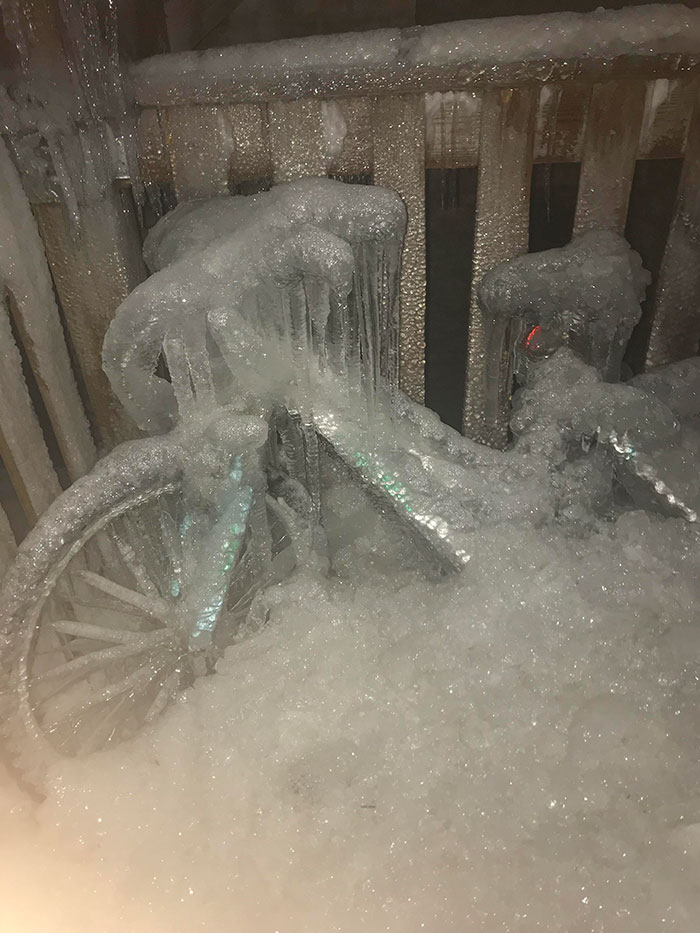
[131,7,700,107]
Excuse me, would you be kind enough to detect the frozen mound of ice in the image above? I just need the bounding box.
[511,347,700,524]
[512,349,678,450]
[103,179,406,434]
[630,356,700,420]
[479,230,649,382]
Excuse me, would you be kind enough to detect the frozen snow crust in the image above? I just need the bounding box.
[3,346,700,931]
[5,486,700,931]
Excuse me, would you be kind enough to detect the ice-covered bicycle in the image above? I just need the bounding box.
[0,179,478,778]
[1,177,690,782]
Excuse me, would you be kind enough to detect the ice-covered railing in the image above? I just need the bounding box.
[131,6,700,105]
[103,179,406,434]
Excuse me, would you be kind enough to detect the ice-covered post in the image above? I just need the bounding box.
[461,87,536,449]
[475,232,650,446]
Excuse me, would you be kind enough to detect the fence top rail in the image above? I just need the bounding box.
[131,4,700,107]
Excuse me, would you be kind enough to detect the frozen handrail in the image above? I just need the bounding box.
[131,5,700,107]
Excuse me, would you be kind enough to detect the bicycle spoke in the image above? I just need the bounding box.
[72,570,174,622]
[144,671,180,724]
[35,632,176,694]
[51,619,159,644]
[44,655,175,731]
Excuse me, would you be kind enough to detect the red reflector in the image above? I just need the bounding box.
[524,324,542,350]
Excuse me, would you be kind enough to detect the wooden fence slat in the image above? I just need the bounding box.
[228,103,272,186]
[462,86,536,448]
[137,108,172,188]
[372,94,426,404]
[646,88,700,368]
[424,90,482,169]
[0,295,61,522]
[327,97,374,177]
[164,105,234,201]
[533,82,589,163]
[639,77,696,160]
[0,137,95,481]
[573,80,646,235]
[34,188,147,445]
[269,100,327,183]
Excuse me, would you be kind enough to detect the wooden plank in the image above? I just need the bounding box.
[0,137,95,481]
[573,80,646,235]
[639,77,697,160]
[268,99,327,183]
[136,108,172,188]
[646,88,700,369]
[424,90,481,169]
[0,502,16,580]
[163,105,234,201]
[164,0,232,51]
[533,82,589,163]
[0,293,61,523]
[373,94,426,404]
[34,187,147,446]
[462,86,536,448]
[228,103,272,186]
[327,97,374,177]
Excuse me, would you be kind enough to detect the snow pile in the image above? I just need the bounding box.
[3,348,700,931]
[4,509,700,931]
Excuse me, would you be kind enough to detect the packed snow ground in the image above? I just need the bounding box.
[2,483,700,930]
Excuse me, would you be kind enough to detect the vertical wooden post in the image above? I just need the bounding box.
[462,87,536,448]
[0,503,16,581]
[0,295,61,523]
[228,103,272,187]
[573,80,645,235]
[269,100,327,183]
[164,105,234,201]
[0,137,96,480]
[373,94,426,404]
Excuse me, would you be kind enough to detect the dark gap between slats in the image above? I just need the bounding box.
[425,167,477,431]
[529,162,581,253]
[0,454,28,543]
[624,158,683,375]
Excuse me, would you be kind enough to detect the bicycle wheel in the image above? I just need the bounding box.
[0,433,260,781]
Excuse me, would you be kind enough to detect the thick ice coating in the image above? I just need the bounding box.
[103,179,406,434]
[479,229,650,383]
[131,6,700,107]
